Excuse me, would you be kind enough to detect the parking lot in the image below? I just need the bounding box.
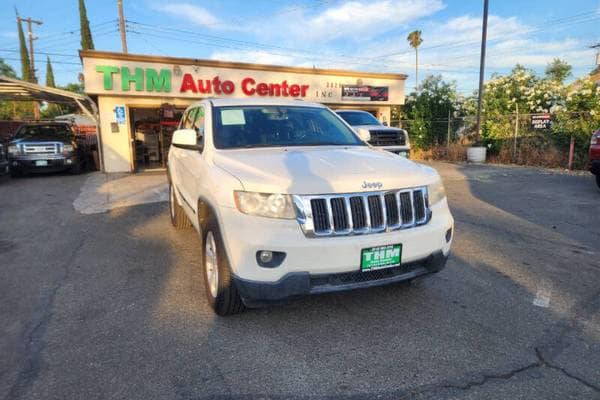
[1,162,599,399]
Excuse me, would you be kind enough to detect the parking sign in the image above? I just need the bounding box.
[115,106,126,125]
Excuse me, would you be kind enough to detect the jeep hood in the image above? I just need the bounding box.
[213,146,437,194]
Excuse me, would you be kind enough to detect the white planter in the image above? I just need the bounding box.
[467,146,487,163]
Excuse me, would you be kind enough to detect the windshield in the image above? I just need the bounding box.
[337,111,381,126]
[14,124,73,140]
[212,106,365,149]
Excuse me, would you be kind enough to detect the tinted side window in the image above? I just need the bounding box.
[192,106,205,135]
[178,110,188,129]
[183,108,198,129]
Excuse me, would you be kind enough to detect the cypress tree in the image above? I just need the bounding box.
[45,56,55,87]
[17,15,31,81]
[79,0,95,50]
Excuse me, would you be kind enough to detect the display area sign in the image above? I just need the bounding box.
[531,114,552,130]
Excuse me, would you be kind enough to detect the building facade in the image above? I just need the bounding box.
[81,51,407,172]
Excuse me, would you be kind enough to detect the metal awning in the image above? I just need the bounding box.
[0,75,104,171]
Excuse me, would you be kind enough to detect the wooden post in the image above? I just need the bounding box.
[447,110,451,148]
[513,103,519,161]
[568,135,575,170]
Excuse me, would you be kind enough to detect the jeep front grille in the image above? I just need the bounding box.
[296,187,430,237]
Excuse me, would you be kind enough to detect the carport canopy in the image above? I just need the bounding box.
[0,75,104,170]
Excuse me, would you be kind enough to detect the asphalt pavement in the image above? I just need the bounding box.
[0,162,599,400]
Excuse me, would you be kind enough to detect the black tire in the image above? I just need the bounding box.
[202,215,245,316]
[9,168,21,178]
[596,175,600,190]
[69,162,82,175]
[169,183,192,229]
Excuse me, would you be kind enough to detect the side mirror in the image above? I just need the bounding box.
[172,128,203,151]
[356,128,371,142]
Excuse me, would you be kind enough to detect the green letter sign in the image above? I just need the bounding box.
[146,68,171,92]
[95,65,120,90]
[121,67,144,91]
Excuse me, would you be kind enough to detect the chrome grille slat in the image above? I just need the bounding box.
[297,186,430,237]
[22,142,60,155]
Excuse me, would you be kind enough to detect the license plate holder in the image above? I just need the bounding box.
[361,244,402,272]
[35,160,48,167]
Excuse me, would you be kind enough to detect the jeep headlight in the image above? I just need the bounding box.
[63,144,75,153]
[8,145,19,155]
[427,179,446,205]
[234,191,296,219]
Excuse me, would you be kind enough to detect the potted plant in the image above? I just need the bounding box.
[467,138,487,163]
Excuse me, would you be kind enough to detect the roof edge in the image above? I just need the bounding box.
[79,50,408,80]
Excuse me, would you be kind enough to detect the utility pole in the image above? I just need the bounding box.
[117,0,128,53]
[475,0,489,141]
[18,17,43,83]
[591,43,600,66]
[17,15,43,119]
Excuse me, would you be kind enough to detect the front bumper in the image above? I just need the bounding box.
[218,198,453,284]
[9,155,76,173]
[234,251,447,304]
[377,146,411,157]
[0,160,8,175]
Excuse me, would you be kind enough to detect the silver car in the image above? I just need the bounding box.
[336,110,410,157]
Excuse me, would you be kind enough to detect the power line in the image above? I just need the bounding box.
[374,9,600,59]
[0,48,79,58]
[0,56,81,65]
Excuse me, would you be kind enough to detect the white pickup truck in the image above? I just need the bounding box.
[168,99,453,316]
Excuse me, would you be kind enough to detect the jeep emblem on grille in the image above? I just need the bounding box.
[361,181,383,190]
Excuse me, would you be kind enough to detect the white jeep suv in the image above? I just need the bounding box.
[168,99,453,316]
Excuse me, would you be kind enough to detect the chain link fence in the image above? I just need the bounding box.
[389,113,594,170]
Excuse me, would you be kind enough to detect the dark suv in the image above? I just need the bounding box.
[0,142,9,177]
[8,122,84,177]
[335,110,411,157]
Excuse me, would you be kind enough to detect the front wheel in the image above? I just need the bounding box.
[202,216,245,316]
[9,167,22,178]
[69,161,82,175]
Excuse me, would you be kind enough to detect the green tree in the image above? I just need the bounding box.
[41,82,85,118]
[79,0,95,50]
[0,59,30,119]
[545,58,572,83]
[403,75,462,148]
[407,30,423,91]
[0,58,17,78]
[16,14,31,81]
[45,56,55,87]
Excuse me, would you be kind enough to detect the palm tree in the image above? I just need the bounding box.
[407,30,423,92]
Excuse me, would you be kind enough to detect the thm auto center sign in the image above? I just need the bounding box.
[94,66,310,98]
[82,55,406,105]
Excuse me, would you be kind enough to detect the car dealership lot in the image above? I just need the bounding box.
[1,163,599,399]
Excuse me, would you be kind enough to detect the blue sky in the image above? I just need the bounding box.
[0,0,599,94]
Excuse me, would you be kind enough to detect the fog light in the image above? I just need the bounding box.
[445,228,453,243]
[256,250,286,268]
[12,161,18,167]
[259,251,273,263]
[66,159,73,165]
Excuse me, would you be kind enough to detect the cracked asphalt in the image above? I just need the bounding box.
[0,162,599,400]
